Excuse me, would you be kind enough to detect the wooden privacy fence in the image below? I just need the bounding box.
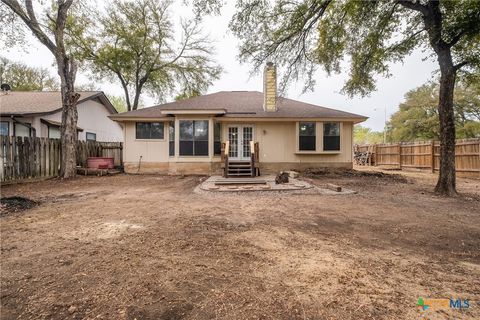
[356,138,480,177]
[0,136,123,183]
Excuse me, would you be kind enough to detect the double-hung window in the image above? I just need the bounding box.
[299,122,316,151]
[323,122,340,151]
[136,122,164,139]
[179,120,209,156]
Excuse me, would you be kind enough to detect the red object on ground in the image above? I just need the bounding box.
[87,157,114,169]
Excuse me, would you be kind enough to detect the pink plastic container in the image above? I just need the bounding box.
[87,157,114,169]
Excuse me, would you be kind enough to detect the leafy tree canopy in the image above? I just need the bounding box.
[0,56,59,91]
[70,0,222,111]
[227,0,479,95]
[354,125,385,144]
[387,81,480,141]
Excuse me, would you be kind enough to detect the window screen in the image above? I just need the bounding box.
[179,120,209,156]
[136,122,164,139]
[323,122,340,151]
[299,122,316,151]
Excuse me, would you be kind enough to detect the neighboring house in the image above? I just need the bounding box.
[0,91,123,142]
[110,63,367,176]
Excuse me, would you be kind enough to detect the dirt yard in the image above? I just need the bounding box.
[1,169,479,320]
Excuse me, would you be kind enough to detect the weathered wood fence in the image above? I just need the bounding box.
[356,138,480,177]
[0,136,123,183]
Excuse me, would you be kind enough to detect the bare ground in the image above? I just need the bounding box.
[0,168,479,320]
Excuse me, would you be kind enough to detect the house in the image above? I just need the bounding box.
[0,91,123,142]
[110,63,367,176]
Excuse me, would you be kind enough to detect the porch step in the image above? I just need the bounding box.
[215,178,267,185]
[226,160,256,177]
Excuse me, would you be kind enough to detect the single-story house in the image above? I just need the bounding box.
[0,91,123,142]
[110,63,367,176]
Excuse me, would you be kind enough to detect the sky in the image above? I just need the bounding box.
[1,1,439,131]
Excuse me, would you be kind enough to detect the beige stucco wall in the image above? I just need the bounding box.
[1,99,123,141]
[122,118,354,174]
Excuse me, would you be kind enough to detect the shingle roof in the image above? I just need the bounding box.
[111,91,367,121]
[0,91,117,115]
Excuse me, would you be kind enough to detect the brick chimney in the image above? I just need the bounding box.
[263,62,277,112]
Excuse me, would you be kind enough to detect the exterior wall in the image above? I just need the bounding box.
[123,116,222,174]
[1,99,123,141]
[122,117,354,175]
[42,99,123,141]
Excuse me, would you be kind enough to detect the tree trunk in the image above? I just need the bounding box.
[434,48,457,196]
[57,56,80,179]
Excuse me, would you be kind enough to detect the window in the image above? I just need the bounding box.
[14,123,31,137]
[169,122,175,157]
[323,122,340,151]
[86,132,97,141]
[299,122,316,151]
[136,122,164,139]
[214,122,221,155]
[0,121,9,136]
[48,126,61,139]
[179,120,209,156]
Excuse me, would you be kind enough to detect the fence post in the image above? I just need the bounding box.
[430,140,435,173]
[397,143,402,169]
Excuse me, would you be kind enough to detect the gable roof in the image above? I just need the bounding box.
[0,91,117,116]
[110,91,367,122]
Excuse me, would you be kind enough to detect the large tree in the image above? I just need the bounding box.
[1,0,81,178]
[0,56,59,91]
[71,0,221,111]
[219,0,480,196]
[388,81,480,142]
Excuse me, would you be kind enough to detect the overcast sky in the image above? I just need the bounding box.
[1,1,439,131]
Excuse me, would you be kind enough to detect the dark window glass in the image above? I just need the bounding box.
[169,122,175,157]
[214,122,221,155]
[299,122,316,151]
[86,132,96,141]
[179,120,193,140]
[0,121,9,136]
[323,122,340,151]
[179,120,209,156]
[150,123,164,139]
[136,122,164,139]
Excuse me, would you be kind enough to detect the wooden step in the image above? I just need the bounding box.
[215,178,267,185]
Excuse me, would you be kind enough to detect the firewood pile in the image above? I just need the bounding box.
[354,150,372,165]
